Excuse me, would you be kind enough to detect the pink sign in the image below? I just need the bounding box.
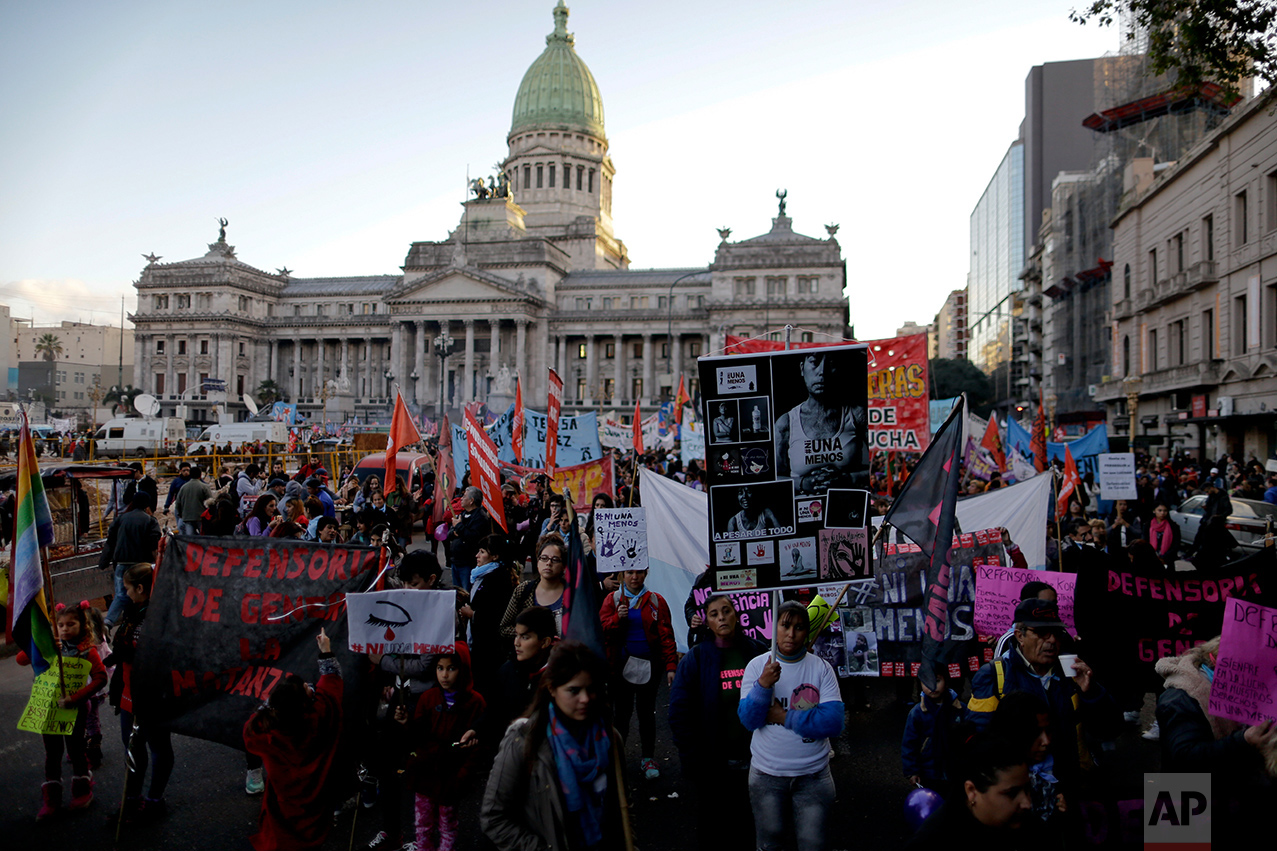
[973,566,1077,636]
[1208,597,1277,726]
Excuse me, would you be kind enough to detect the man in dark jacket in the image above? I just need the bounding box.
[447,486,490,592]
[101,491,162,628]
[122,462,159,508]
[967,599,1121,785]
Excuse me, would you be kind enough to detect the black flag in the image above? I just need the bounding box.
[881,398,964,690]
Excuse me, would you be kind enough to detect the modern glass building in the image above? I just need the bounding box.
[968,141,1025,393]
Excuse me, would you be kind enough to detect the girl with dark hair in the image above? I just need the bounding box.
[581,492,615,554]
[668,593,766,848]
[499,535,568,640]
[244,629,343,851]
[481,641,632,851]
[493,606,559,728]
[246,493,282,537]
[905,734,1034,847]
[467,534,520,697]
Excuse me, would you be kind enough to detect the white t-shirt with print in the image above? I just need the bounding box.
[740,650,840,777]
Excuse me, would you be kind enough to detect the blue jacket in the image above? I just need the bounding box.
[968,648,1121,782]
[901,689,965,780]
[738,655,845,741]
[668,634,766,762]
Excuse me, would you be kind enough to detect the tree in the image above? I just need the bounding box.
[255,379,285,405]
[930,358,997,417]
[102,384,141,416]
[35,333,63,362]
[1071,1,1277,96]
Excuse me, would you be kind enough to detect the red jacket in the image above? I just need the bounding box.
[405,643,486,802]
[599,589,678,674]
[244,667,343,851]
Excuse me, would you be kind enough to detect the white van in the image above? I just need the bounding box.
[188,421,289,453]
[94,417,186,457]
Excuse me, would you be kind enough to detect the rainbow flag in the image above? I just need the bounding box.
[8,412,56,674]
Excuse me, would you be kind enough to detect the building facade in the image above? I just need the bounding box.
[1094,87,1277,460]
[932,289,968,361]
[14,320,133,417]
[968,141,1025,389]
[129,3,849,424]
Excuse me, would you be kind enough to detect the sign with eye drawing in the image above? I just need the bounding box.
[594,507,649,574]
[700,344,870,592]
[346,589,456,656]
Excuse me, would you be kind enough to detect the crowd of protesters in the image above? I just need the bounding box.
[12,435,1277,850]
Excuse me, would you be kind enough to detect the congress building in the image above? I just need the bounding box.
[130,2,849,425]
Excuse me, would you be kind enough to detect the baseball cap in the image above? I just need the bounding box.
[1014,598,1066,631]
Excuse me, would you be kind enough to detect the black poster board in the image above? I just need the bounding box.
[699,344,870,591]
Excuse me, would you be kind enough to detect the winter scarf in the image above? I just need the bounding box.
[547,705,611,847]
[1149,517,1173,557]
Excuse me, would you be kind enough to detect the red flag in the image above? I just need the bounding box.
[1029,393,1048,473]
[980,413,1006,472]
[385,390,423,488]
[464,407,508,532]
[431,414,452,530]
[512,377,525,464]
[1057,445,1081,517]
[632,400,644,454]
[673,375,690,424]
[546,368,563,476]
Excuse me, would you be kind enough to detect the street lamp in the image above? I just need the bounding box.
[665,269,704,399]
[433,330,456,420]
[383,369,394,402]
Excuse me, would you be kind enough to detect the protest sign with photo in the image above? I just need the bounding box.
[840,607,880,676]
[700,344,869,591]
[973,565,1077,636]
[1208,597,1277,726]
[819,527,869,580]
[594,507,648,573]
[17,656,91,735]
[345,589,456,656]
[133,536,381,749]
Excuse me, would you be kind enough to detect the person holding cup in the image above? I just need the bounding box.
[967,598,1122,787]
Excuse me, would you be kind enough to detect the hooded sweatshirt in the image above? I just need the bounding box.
[405,642,487,801]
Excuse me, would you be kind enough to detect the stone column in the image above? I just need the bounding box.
[268,340,278,389]
[390,322,404,399]
[463,320,475,403]
[641,333,654,406]
[316,338,327,397]
[613,333,624,404]
[292,341,301,401]
[558,334,568,384]
[584,334,596,406]
[487,318,501,402]
[671,332,682,385]
[134,336,147,394]
[414,321,427,406]
[341,337,350,384]
[515,318,528,382]
[165,335,175,399]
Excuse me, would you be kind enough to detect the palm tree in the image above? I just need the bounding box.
[255,379,285,405]
[35,333,63,362]
[102,384,141,416]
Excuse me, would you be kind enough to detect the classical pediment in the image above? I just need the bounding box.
[388,266,542,305]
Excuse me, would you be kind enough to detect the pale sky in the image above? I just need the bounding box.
[0,0,1118,339]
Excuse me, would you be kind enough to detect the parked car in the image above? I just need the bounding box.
[1170,495,1277,554]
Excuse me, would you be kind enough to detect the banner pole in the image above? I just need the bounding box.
[1053,471,1062,571]
[770,590,779,662]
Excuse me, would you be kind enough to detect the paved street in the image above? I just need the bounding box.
[0,641,1160,850]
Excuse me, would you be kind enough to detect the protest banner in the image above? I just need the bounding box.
[546,368,563,474]
[1007,420,1111,480]
[345,589,455,656]
[451,405,601,482]
[16,656,91,735]
[1208,597,1277,725]
[700,343,870,592]
[1098,452,1138,500]
[132,536,381,749]
[725,333,929,454]
[680,422,705,466]
[973,565,1077,635]
[465,406,508,531]
[497,455,614,511]
[594,507,648,573]
[1073,546,1275,682]
[600,413,674,452]
[687,584,775,643]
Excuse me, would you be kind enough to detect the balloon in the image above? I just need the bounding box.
[904,787,943,831]
[433,522,449,542]
[806,595,834,635]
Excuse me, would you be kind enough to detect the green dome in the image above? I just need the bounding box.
[510,2,605,139]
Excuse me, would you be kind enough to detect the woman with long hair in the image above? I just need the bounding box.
[581,492,615,555]
[245,493,281,537]
[481,641,632,851]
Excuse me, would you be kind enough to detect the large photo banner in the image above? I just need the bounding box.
[700,344,870,592]
[133,536,381,749]
[724,333,929,454]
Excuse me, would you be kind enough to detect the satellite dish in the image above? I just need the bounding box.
[134,393,161,418]
[243,394,260,416]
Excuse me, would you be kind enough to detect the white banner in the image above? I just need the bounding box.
[1098,452,1138,500]
[681,422,705,465]
[594,507,649,573]
[953,473,1053,570]
[642,471,710,653]
[600,414,674,451]
[345,589,456,656]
